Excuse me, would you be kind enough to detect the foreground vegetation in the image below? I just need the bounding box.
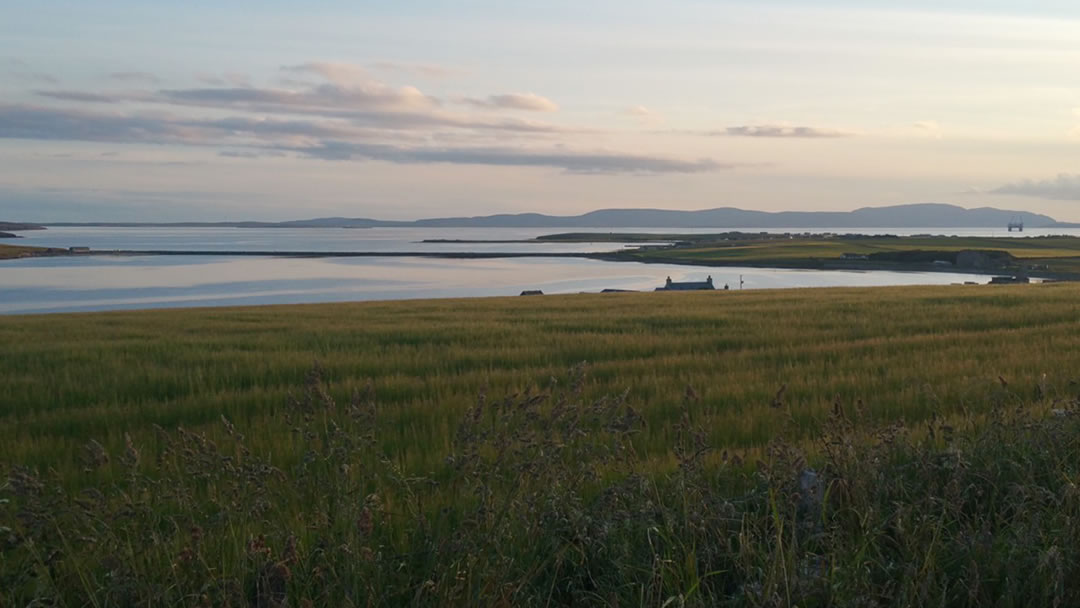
[3,284,1080,605]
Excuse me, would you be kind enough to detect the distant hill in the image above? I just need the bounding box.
[42,204,1058,230]
[397,204,1056,229]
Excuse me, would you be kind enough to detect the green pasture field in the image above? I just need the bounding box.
[622,234,1080,264]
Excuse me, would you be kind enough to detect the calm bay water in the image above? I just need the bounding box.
[13,226,664,254]
[15,225,1080,253]
[0,226,1054,314]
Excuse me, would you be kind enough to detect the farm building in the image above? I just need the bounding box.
[656,276,715,291]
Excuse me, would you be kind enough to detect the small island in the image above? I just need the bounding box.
[420,231,1080,281]
[0,232,18,239]
[0,222,46,232]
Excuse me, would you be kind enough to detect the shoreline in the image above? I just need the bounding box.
[3,245,1073,281]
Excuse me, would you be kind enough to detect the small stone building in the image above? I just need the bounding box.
[656,276,715,291]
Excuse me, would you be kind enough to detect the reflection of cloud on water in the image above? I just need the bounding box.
[16,226,642,254]
[9,255,231,269]
[1,257,424,290]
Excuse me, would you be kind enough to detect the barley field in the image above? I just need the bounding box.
[3,283,1080,605]
[3,283,1077,468]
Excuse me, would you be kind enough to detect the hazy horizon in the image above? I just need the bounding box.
[9,202,1063,226]
[5,1,1080,222]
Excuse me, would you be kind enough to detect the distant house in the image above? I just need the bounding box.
[840,253,868,260]
[69,246,91,254]
[656,275,715,291]
[520,290,544,296]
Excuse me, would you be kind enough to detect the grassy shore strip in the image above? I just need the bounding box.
[0,243,60,259]
[583,233,1080,278]
[3,284,1080,605]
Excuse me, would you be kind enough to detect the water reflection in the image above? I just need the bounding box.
[0,255,995,315]
[16,225,1080,256]
[14,227,663,254]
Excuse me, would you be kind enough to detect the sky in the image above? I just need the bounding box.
[3,0,1080,221]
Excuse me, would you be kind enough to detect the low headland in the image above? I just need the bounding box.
[585,231,1080,280]
[3,284,1080,604]
[0,243,68,259]
[9,231,1078,281]
[0,222,45,232]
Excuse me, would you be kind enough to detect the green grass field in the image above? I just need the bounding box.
[0,243,49,259]
[4,283,1079,468]
[611,234,1080,274]
[3,284,1080,605]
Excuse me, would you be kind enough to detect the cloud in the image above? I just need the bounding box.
[912,120,943,139]
[219,149,287,159]
[0,103,357,144]
[286,141,726,174]
[11,61,743,177]
[32,63,573,134]
[0,104,197,143]
[35,90,118,103]
[192,115,376,140]
[10,71,57,84]
[109,71,159,84]
[622,105,664,125]
[281,62,369,85]
[195,72,251,87]
[0,104,416,145]
[371,61,456,79]
[992,174,1080,200]
[0,103,722,174]
[718,125,852,138]
[461,93,559,112]
[196,74,226,86]
[33,85,573,134]
[3,58,56,83]
[155,89,563,132]
[159,81,440,112]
